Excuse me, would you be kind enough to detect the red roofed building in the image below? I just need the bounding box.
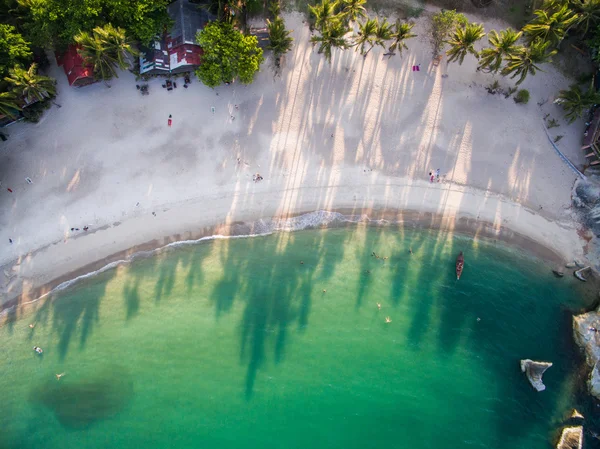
[139,0,212,76]
[56,45,96,87]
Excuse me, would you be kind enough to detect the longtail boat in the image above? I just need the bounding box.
[456,251,464,280]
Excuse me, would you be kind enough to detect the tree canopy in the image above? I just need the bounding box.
[0,23,31,77]
[195,21,264,88]
[17,0,170,47]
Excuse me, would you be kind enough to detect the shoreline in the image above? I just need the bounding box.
[0,184,587,324]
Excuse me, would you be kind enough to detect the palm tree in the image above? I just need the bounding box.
[308,0,339,32]
[310,20,349,63]
[388,20,416,58]
[0,91,20,118]
[555,82,600,122]
[373,18,393,52]
[522,4,577,47]
[267,16,294,58]
[75,24,138,81]
[5,63,56,104]
[446,22,486,65]
[571,0,600,35]
[340,0,366,24]
[501,38,557,85]
[353,18,378,55]
[477,28,522,73]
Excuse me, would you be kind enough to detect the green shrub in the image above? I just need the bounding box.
[21,97,53,122]
[514,89,530,104]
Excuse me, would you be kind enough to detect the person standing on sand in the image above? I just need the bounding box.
[168,114,172,127]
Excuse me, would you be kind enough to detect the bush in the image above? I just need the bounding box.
[21,97,53,122]
[514,89,530,104]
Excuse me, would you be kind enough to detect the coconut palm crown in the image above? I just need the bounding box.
[446,22,486,65]
[5,63,56,104]
[388,20,416,57]
[522,4,578,47]
[477,28,522,73]
[501,38,557,85]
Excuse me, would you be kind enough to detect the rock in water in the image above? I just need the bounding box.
[520,359,552,391]
[556,426,583,449]
[573,310,600,399]
[570,409,584,420]
[552,269,564,277]
[565,262,577,269]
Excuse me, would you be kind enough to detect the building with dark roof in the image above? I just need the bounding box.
[140,0,213,76]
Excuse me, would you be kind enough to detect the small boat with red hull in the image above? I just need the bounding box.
[456,251,464,280]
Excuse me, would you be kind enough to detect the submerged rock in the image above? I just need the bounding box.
[573,309,600,399]
[566,262,577,269]
[520,359,552,391]
[556,426,583,449]
[553,269,565,277]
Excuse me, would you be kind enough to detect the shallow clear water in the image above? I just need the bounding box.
[0,227,591,449]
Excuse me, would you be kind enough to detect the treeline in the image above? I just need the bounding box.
[308,0,416,62]
[431,1,600,122]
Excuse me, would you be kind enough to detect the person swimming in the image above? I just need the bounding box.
[55,373,66,380]
[385,317,392,323]
[377,303,381,310]
[28,323,35,329]
[33,346,43,354]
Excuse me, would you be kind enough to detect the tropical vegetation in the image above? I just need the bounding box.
[556,83,600,122]
[195,21,264,88]
[445,22,486,65]
[308,0,416,62]
[5,62,55,104]
[477,29,522,73]
[388,21,416,58]
[75,24,138,82]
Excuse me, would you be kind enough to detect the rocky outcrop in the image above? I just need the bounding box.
[520,359,552,391]
[570,409,584,420]
[556,426,583,449]
[573,309,600,399]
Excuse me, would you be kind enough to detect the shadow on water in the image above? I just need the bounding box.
[208,228,352,399]
[29,365,134,430]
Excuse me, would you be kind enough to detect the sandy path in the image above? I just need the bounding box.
[0,11,587,307]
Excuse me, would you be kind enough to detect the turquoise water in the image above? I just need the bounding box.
[0,226,591,449]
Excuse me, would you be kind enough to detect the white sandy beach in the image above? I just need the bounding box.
[0,10,590,309]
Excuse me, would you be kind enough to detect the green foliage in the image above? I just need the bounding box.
[501,38,557,85]
[0,24,31,77]
[17,0,170,47]
[514,88,530,103]
[0,90,20,118]
[430,9,467,57]
[75,24,138,81]
[477,28,522,73]
[340,0,366,23]
[267,16,293,58]
[585,23,600,63]
[446,22,486,65]
[308,0,338,32]
[388,20,416,58]
[556,82,600,122]
[21,95,52,122]
[571,0,600,35]
[5,62,55,104]
[310,19,349,63]
[103,0,171,45]
[522,4,577,47]
[354,17,377,55]
[195,21,264,88]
